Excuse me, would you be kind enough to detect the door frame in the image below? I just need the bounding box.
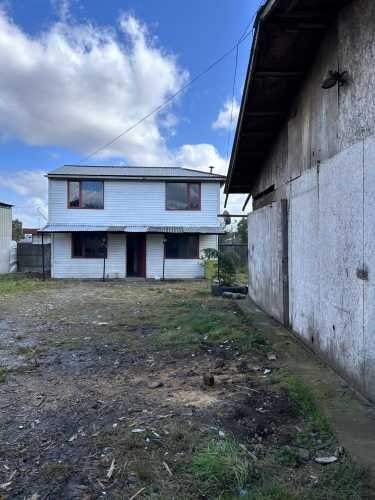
[126,233,146,278]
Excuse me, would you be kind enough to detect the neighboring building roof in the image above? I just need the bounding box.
[39,224,225,234]
[225,0,351,194]
[0,201,13,208]
[48,165,226,182]
[23,228,39,236]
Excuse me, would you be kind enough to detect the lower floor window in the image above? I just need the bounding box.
[72,232,107,258]
[165,234,199,259]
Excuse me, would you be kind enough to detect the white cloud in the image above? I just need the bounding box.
[0,8,187,164]
[0,170,48,228]
[212,98,240,131]
[0,10,248,225]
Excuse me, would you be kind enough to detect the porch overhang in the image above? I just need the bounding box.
[39,224,225,235]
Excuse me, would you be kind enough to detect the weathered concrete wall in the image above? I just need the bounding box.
[252,0,375,204]
[248,201,286,324]
[247,0,375,400]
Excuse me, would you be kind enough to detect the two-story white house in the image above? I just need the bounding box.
[40,165,225,279]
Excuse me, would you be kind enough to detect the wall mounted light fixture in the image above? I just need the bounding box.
[321,70,348,89]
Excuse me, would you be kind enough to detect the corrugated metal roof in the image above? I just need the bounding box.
[48,165,226,181]
[40,224,224,234]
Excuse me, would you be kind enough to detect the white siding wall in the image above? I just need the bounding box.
[52,233,218,279]
[0,206,12,274]
[49,179,220,227]
[147,233,218,279]
[52,233,126,279]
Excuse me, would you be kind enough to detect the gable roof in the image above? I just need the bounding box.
[225,0,352,194]
[48,165,226,182]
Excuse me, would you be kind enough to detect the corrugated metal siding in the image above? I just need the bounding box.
[146,234,164,279]
[146,234,217,279]
[49,180,220,227]
[0,206,12,273]
[51,232,218,279]
[52,233,126,278]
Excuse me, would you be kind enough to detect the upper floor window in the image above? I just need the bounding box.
[68,180,104,209]
[166,182,201,210]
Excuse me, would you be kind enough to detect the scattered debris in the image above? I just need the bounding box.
[222,292,246,300]
[131,428,146,433]
[263,369,271,375]
[129,487,146,500]
[148,381,164,389]
[163,461,173,476]
[203,373,215,386]
[267,353,277,361]
[106,459,115,479]
[314,456,338,465]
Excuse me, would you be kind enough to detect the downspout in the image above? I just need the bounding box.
[41,232,45,281]
[162,235,166,281]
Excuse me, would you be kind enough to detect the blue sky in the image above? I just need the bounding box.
[0,0,262,226]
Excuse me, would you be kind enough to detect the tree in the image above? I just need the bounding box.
[237,218,248,244]
[12,219,23,242]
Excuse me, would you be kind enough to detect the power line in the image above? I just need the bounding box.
[225,43,239,161]
[81,28,253,162]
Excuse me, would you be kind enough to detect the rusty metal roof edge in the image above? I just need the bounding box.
[224,0,277,195]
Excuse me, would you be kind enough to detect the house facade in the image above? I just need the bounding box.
[0,202,13,274]
[225,0,375,401]
[41,166,224,280]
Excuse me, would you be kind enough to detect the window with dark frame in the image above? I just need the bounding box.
[165,234,199,259]
[72,233,107,258]
[68,180,104,209]
[166,182,201,210]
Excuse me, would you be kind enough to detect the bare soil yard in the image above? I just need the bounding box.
[0,277,369,499]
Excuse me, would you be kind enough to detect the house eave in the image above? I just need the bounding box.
[225,0,352,195]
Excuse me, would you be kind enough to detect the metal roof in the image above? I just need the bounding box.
[225,0,352,194]
[0,201,13,208]
[39,224,224,234]
[48,165,226,182]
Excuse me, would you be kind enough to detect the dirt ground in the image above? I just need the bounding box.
[0,278,369,499]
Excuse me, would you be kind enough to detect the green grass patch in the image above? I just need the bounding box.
[193,439,251,496]
[17,346,45,358]
[0,367,7,383]
[241,485,299,500]
[283,376,331,441]
[0,274,50,295]
[41,461,73,481]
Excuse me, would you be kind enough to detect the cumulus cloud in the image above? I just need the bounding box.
[212,98,240,131]
[0,10,248,225]
[0,8,187,164]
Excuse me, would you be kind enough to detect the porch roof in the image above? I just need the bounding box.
[39,224,225,234]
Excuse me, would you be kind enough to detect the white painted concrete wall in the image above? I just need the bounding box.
[48,179,220,227]
[0,206,12,274]
[52,233,218,280]
[249,132,375,400]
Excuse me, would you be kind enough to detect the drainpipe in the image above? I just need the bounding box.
[41,232,45,281]
[162,235,166,281]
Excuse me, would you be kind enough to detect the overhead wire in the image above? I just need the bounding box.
[81,25,253,163]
